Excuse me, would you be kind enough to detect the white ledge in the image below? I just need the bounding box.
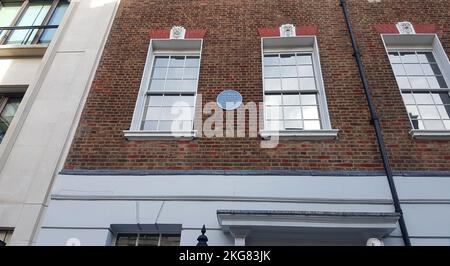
[123,130,197,140]
[259,129,339,140]
[410,130,450,140]
[0,44,48,57]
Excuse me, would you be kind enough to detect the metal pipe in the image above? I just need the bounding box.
[339,0,411,246]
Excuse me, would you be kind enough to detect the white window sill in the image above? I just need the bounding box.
[259,129,340,140]
[410,129,450,140]
[0,44,49,57]
[123,130,197,140]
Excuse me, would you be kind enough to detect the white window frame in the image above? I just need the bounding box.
[259,36,338,139]
[382,34,450,139]
[124,39,203,140]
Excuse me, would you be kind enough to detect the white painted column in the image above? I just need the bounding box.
[230,229,250,246]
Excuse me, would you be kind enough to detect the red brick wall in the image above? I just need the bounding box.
[64,0,449,171]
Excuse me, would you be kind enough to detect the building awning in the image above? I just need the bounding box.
[217,210,400,245]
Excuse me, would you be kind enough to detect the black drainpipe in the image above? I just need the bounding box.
[339,0,411,246]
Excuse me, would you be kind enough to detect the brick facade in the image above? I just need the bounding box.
[64,0,450,171]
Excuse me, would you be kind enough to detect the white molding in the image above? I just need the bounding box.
[410,130,450,140]
[259,129,339,140]
[0,44,49,57]
[170,26,186,40]
[396,21,416,35]
[123,130,197,140]
[279,24,296,37]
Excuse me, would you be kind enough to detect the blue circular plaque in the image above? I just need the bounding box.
[216,90,243,110]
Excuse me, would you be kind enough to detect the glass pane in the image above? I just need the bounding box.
[297,54,312,65]
[167,68,184,79]
[282,78,299,91]
[167,96,195,107]
[152,68,167,79]
[421,64,442,76]
[409,76,429,89]
[437,106,450,119]
[399,52,418,63]
[283,94,300,105]
[264,55,279,66]
[7,1,52,44]
[284,120,303,130]
[280,54,296,65]
[183,68,199,79]
[300,94,317,105]
[297,65,314,77]
[432,93,450,105]
[159,235,181,246]
[402,93,414,105]
[391,64,406,76]
[116,234,137,246]
[266,106,282,120]
[169,56,185,67]
[264,79,281,91]
[302,106,319,119]
[281,66,297,77]
[158,121,173,131]
[39,1,69,43]
[182,80,197,91]
[406,106,420,119]
[303,120,321,130]
[185,56,200,67]
[171,106,193,120]
[145,107,161,120]
[423,120,445,130]
[404,64,423,75]
[299,78,316,90]
[283,106,301,119]
[148,95,163,106]
[418,105,440,119]
[142,120,158,130]
[138,235,159,246]
[396,77,411,89]
[264,66,280,78]
[149,79,165,91]
[165,80,183,91]
[266,120,282,130]
[0,2,21,26]
[0,96,23,143]
[444,120,450,130]
[388,52,401,64]
[265,95,282,106]
[154,56,169,67]
[414,93,433,104]
[417,52,436,63]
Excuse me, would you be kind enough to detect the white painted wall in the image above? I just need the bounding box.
[0,0,121,246]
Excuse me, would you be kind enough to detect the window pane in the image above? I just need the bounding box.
[159,235,181,246]
[404,64,423,75]
[152,68,167,79]
[414,93,433,104]
[185,56,200,67]
[283,106,301,119]
[138,235,159,246]
[142,120,158,130]
[396,77,411,89]
[421,64,442,76]
[264,66,280,78]
[419,105,440,119]
[148,95,163,106]
[302,106,319,119]
[169,56,185,67]
[284,120,303,130]
[432,93,450,105]
[167,68,183,79]
[145,107,161,120]
[427,76,447,89]
[283,94,300,105]
[297,65,314,77]
[165,80,183,91]
[280,54,296,65]
[7,1,52,44]
[281,66,297,77]
[417,52,436,63]
[444,120,450,130]
[297,54,312,65]
[388,52,401,64]
[437,106,450,120]
[0,2,21,27]
[182,80,198,92]
[149,79,165,91]
[300,94,317,105]
[402,93,414,105]
[303,120,321,130]
[423,120,445,130]
[406,105,420,119]
[116,234,137,246]
[400,52,418,63]
[265,95,282,105]
[264,55,279,66]
[264,79,281,91]
[409,76,429,89]
[266,106,282,120]
[299,78,316,90]
[39,1,69,43]
[183,68,199,79]
[266,120,282,130]
[282,78,299,91]
[0,96,23,143]
[154,56,169,67]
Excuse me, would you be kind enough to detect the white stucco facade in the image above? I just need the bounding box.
[0,0,121,246]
